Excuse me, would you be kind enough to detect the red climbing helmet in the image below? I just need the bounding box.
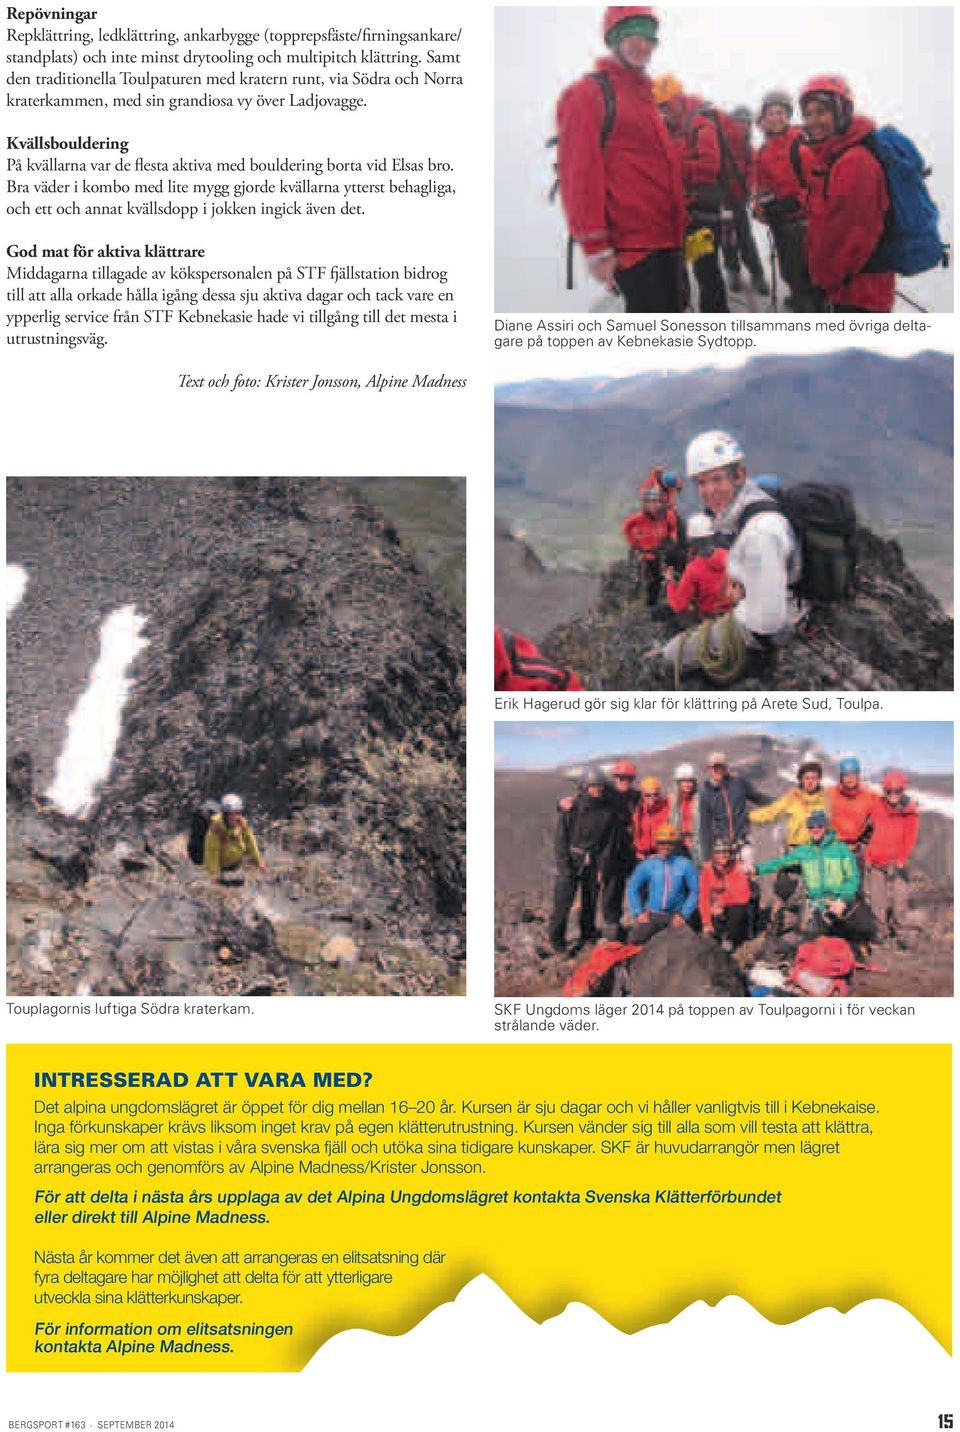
[603,6,659,44]
[799,74,854,132]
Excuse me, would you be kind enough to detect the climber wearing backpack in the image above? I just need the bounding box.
[554,7,686,312]
[718,104,769,298]
[664,512,734,620]
[654,76,729,312]
[799,75,895,312]
[864,771,920,947]
[494,627,583,692]
[752,90,824,311]
[801,74,947,310]
[621,485,679,605]
[661,431,801,683]
[203,793,265,884]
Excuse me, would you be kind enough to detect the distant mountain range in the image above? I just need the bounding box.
[495,351,953,605]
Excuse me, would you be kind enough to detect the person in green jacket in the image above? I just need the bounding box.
[204,793,265,883]
[756,809,875,944]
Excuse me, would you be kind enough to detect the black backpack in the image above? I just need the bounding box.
[733,483,858,602]
[188,799,221,865]
[548,71,617,289]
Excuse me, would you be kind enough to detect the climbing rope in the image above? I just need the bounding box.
[673,612,748,690]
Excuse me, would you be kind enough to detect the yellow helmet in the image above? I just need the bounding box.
[640,776,662,794]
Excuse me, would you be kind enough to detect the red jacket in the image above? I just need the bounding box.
[666,549,732,618]
[865,797,919,868]
[494,628,583,692]
[754,126,808,205]
[622,506,678,556]
[804,116,895,310]
[632,794,671,856]
[826,782,877,845]
[717,112,753,206]
[675,790,697,847]
[667,99,722,201]
[556,58,686,268]
[699,861,752,927]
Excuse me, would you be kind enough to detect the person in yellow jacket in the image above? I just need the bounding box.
[748,755,828,849]
[203,793,266,882]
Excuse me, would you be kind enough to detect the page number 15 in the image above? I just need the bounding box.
[938,1417,953,1428]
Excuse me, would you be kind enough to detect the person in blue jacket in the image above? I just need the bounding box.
[625,822,699,943]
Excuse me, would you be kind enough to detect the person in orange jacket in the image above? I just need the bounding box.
[632,775,671,857]
[864,770,920,944]
[825,756,876,861]
[621,485,679,606]
[799,74,895,312]
[699,838,753,949]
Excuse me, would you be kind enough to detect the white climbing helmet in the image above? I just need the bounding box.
[221,793,244,814]
[673,762,696,780]
[685,430,745,479]
[686,513,715,540]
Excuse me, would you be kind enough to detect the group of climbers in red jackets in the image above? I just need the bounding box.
[554,6,898,313]
[620,464,739,615]
[551,752,923,995]
[494,458,741,683]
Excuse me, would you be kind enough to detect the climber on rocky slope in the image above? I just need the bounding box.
[203,794,266,884]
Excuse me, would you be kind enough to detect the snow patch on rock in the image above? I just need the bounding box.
[46,605,149,818]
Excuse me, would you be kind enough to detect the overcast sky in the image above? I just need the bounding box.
[494,6,954,311]
[495,721,953,772]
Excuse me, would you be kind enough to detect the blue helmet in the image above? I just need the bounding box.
[838,757,861,777]
[660,470,680,489]
[754,475,783,496]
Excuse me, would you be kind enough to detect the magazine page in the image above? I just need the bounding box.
[3,1,956,1428]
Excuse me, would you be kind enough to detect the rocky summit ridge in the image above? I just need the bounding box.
[538,523,953,692]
